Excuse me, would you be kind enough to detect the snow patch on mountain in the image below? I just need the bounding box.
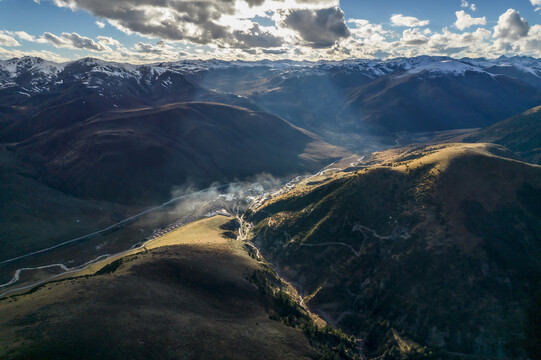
[2,55,541,94]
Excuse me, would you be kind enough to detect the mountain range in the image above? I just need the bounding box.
[3,55,541,138]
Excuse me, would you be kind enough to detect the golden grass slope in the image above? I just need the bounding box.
[0,215,318,360]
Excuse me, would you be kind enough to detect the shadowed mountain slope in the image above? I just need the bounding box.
[9,102,343,204]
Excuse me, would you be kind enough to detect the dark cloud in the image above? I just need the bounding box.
[262,48,287,54]
[281,7,350,48]
[45,0,350,52]
[231,24,283,49]
[52,0,243,44]
[245,0,266,7]
[51,0,285,48]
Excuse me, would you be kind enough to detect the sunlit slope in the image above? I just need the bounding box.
[464,105,541,165]
[246,143,541,359]
[0,216,319,360]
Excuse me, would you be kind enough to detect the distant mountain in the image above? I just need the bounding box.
[243,57,541,136]
[246,143,541,359]
[3,56,541,139]
[0,57,257,127]
[464,105,541,165]
[344,65,541,133]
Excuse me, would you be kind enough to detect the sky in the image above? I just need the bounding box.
[0,0,541,63]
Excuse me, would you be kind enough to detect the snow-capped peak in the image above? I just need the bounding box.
[404,59,487,76]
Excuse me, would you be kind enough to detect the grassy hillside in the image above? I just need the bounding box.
[464,105,541,165]
[246,143,541,359]
[0,216,344,360]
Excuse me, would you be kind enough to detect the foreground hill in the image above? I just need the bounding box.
[0,217,310,359]
[246,143,541,359]
[463,105,541,165]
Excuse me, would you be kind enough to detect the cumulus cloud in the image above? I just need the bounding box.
[348,18,392,42]
[0,32,20,47]
[426,27,490,55]
[97,36,121,47]
[530,0,541,11]
[391,14,429,27]
[95,21,105,28]
[281,7,350,48]
[135,41,168,54]
[231,23,283,49]
[494,9,529,40]
[401,28,429,45]
[518,24,541,53]
[455,10,486,30]
[46,0,342,50]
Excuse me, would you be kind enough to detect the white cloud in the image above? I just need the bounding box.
[493,9,529,40]
[0,31,20,47]
[390,14,430,27]
[455,10,486,30]
[95,21,105,28]
[12,31,36,42]
[97,36,120,47]
[426,27,491,55]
